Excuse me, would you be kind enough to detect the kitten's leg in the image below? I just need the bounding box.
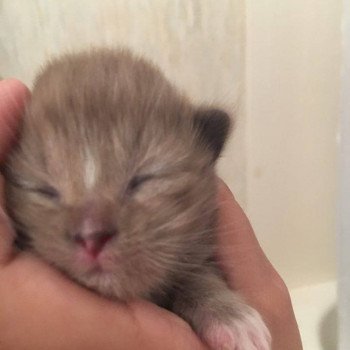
[172,267,271,350]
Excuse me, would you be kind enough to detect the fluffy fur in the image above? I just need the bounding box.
[3,49,271,349]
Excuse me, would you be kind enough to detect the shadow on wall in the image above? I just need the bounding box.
[320,304,338,350]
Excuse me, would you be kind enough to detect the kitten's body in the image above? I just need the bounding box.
[3,49,270,349]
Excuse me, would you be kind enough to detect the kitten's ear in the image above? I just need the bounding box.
[193,108,231,162]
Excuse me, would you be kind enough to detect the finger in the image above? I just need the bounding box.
[0,79,29,162]
[216,179,278,291]
[0,252,206,350]
[129,301,207,350]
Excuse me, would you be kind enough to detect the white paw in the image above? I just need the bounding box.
[202,309,271,350]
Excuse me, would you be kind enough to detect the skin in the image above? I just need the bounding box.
[0,79,303,350]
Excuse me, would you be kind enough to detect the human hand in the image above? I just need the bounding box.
[216,180,303,350]
[0,79,302,350]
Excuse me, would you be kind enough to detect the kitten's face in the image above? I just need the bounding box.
[4,50,230,299]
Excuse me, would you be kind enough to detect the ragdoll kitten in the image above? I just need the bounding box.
[3,49,271,350]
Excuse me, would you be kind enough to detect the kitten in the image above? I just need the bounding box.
[3,49,271,349]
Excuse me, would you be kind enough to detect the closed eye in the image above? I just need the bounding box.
[7,174,61,201]
[34,185,60,200]
[126,174,154,194]
[5,174,60,201]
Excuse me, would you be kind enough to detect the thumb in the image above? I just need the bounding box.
[0,79,29,161]
[0,79,29,264]
[216,179,277,292]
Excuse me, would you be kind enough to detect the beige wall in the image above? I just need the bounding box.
[338,1,350,345]
[0,1,341,289]
[246,0,341,288]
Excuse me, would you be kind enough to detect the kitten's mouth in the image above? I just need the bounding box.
[75,245,118,273]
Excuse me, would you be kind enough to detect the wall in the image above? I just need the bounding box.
[338,0,350,347]
[246,0,342,288]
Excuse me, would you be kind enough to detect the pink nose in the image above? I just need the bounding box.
[74,231,116,257]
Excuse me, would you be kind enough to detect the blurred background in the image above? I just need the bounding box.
[0,1,344,349]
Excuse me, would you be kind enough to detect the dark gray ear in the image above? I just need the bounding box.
[193,108,231,161]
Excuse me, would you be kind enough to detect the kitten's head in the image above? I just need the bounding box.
[3,49,231,299]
